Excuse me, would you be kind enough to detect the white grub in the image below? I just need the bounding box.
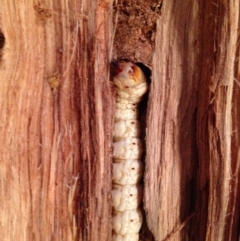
[112,61,148,240]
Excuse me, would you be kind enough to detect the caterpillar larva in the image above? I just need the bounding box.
[111,61,148,241]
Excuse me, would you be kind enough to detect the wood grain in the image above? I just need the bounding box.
[144,0,239,241]
[0,0,240,241]
[0,0,113,241]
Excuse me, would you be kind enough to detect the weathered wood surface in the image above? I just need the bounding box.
[0,0,113,241]
[145,0,240,241]
[0,0,240,241]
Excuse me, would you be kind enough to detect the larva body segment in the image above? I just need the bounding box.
[112,209,143,235]
[115,86,147,104]
[112,159,143,185]
[113,120,141,141]
[115,102,138,109]
[112,233,139,241]
[112,61,148,241]
[113,137,143,160]
[114,108,139,121]
[112,184,143,211]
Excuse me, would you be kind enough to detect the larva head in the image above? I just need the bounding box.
[111,61,148,102]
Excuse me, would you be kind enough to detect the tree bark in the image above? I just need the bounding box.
[0,0,239,241]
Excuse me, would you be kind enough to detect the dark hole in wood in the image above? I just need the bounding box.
[0,30,5,62]
[0,31,5,49]
[135,62,155,241]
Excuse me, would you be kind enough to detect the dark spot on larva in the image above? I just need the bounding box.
[128,67,134,76]
[132,168,135,170]
[125,86,130,88]
[131,121,135,124]
[132,142,136,145]
[132,109,135,111]
[130,220,133,222]
[130,194,133,196]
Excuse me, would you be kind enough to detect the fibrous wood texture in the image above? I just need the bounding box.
[0,0,240,241]
[0,0,113,241]
[145,0,240,241]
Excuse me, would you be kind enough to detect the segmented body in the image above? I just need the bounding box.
[111,61,148,241]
